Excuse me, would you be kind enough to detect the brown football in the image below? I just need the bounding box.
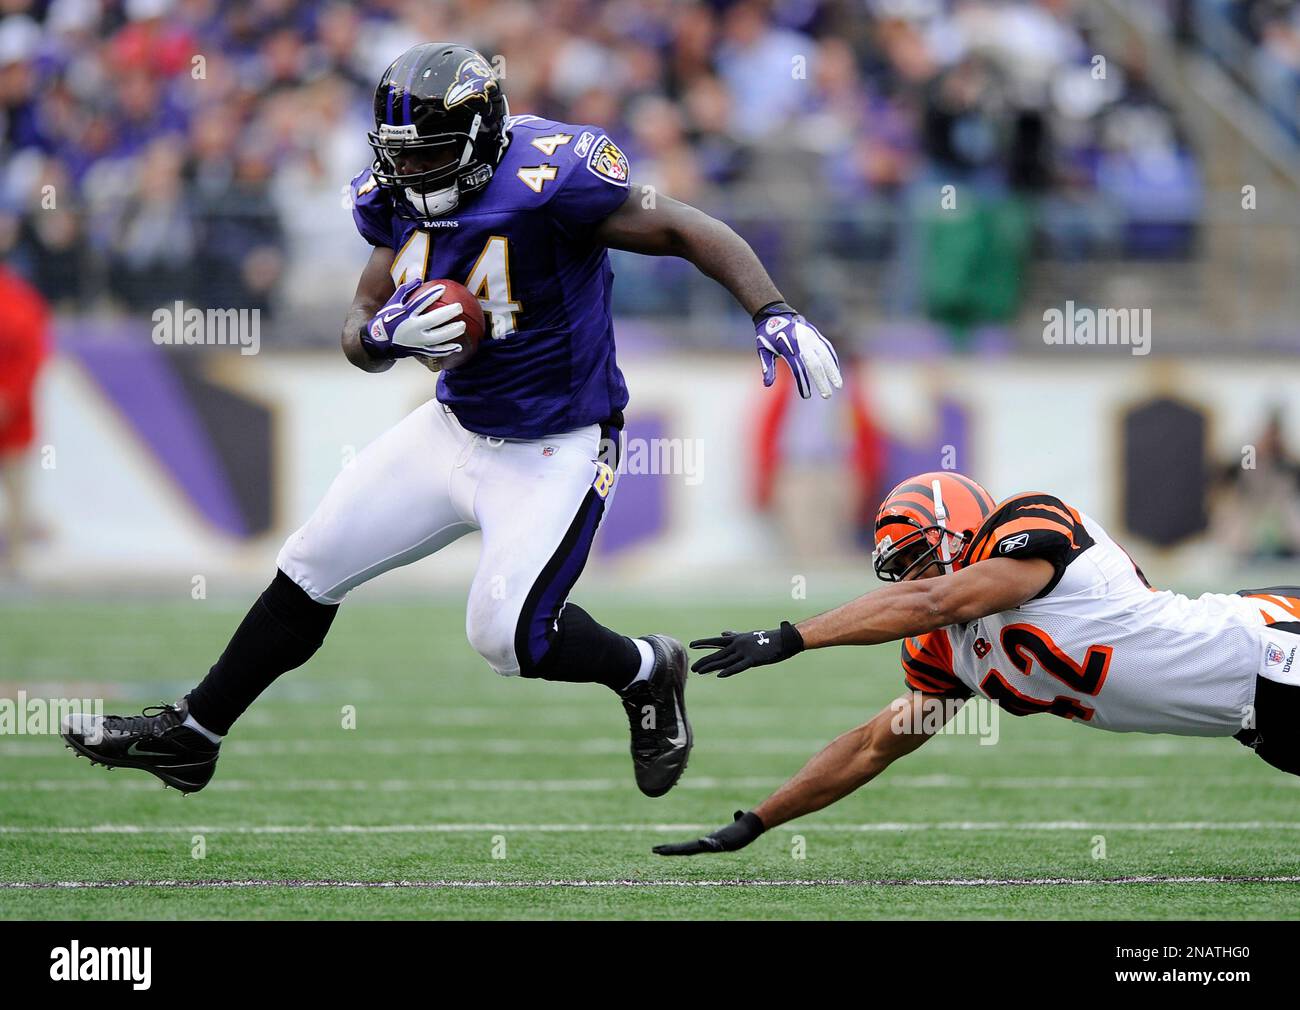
[411,278,486,372]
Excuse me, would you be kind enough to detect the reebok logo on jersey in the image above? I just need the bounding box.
[1000,533,1030,553]
[574,131,594,158]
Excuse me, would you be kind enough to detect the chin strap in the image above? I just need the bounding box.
[406,184,460,218]
[932,478,954,575]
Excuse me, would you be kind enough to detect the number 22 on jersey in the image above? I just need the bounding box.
[389,232,521,340]
[979,623,1113,721]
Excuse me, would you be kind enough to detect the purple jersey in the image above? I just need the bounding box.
[350,116,633,438]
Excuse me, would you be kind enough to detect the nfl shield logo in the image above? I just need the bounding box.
[542,445,556,457]
[1266,643,1285,666]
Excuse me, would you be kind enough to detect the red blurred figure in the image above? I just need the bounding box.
[109,0,197,78]
[752,357,885,545]
[0,264,50,577]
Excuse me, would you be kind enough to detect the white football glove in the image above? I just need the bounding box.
[753,302,843,399]
[364,281,467,361]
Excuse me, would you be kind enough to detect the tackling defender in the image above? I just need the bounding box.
[61,43,841,797]
[655,470,1300,855]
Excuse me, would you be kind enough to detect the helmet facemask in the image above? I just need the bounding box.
[873,526,969,581]
[367,97,509,220]
[873,480,970,581]
[369,124,469,217]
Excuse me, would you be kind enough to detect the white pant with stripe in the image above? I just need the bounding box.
[276,399,618,676]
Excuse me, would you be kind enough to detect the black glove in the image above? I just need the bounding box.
[652,810,766,856]
[689,622,804,678]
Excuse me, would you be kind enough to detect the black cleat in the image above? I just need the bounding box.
[621,635,693,797]
[61,699,220,794]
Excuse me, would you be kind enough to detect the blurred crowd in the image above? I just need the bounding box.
[1191,0,1299,138]
[0,0,1207,334]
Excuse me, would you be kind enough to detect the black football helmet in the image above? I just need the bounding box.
[368,43,510,219]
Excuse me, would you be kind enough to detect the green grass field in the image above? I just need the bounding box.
[2,594,1300,919]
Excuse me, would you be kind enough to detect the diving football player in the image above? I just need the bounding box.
[656,471,1300,854]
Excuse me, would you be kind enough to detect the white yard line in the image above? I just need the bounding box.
[0,774,1288,792]
[2,875,1299,890]
[4,821,1300,835]
[0,737,1230,758]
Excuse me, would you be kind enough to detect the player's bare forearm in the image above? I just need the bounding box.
[796,557,1056,650]
[654,693,947,853]
[795,580,953,650]
[594,187,781,315]
[752,722,882,829]
[341,246,398,373]
[342,305,394,373]
[689,559,1052,680]
[594,183,842,401]
[753,694,944,829]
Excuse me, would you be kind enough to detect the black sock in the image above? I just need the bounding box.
[186,569,338,735]
[523,603,642,693]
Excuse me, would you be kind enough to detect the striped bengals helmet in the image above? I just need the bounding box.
[872,471,996,581]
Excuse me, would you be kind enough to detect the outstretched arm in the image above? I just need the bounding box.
[689,556,1056,679]
[653,691,955,854]
[754,691,954,829]
[594,187,842,399]
[594,188,780,315]
[796,555,1055,649]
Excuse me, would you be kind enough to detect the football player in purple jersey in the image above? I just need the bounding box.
[62,43,841,800]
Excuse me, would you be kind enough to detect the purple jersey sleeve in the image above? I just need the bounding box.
[349,168,395,248]
[548,129,632,227]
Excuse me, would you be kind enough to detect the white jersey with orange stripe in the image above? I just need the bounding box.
[901,498,1300,737]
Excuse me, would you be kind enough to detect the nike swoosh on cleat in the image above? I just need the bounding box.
[125,742,175,759]
[149,759,212,768]
[666,694,688,750]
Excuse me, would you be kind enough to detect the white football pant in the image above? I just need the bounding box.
[276,399,620,676]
